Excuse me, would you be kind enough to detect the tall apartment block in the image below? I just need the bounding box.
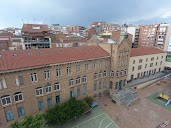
[21,24,52,49]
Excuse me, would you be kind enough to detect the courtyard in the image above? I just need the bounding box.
[98,77,171,128]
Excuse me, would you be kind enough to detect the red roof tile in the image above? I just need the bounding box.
[0,46,109,72]
[21,24,49,33]
[130,47,166,57]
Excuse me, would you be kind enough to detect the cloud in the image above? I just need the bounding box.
[160,11,171,19]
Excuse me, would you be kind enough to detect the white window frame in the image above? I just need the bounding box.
[84,64,88,71]
[67,67,72,75]
[76,65,80,73]
[16,75,23,86]
[0,78,7,90]
[45,85,52,93]
[103,71,107,77]
[1,96,12,106]
[30,73,38,82]
[13,92,23,102]
[100,62,103,68]
[99,72,103,78]
[54,82,60,91]
[56,68,62,77]
[76,77,81,85]
[35,87,43,96]
[110,71,114,77]
[120,70,123,76]
[44,70,50,80]
[94,73,98,80]
[69,79,74,86]
[82,76,87,83]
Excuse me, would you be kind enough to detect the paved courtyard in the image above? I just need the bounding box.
[98,77,171,128]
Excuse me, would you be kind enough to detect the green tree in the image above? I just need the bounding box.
[9,114,43,128]
[83,96,94,108]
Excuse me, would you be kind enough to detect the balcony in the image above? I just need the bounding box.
[157,38,164,42]
[24,39,50,44]
[157,42,164,45]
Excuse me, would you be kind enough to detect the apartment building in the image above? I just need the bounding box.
[127,47,166,81]
[21,24,52,49]
[0,36,12,50]
[0,31,131,126]
[137,23,171,51]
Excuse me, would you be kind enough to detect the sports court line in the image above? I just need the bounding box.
[99,117,108,128]
[72,113,105,128]
[105,122,113,128]
[105,113,119,128]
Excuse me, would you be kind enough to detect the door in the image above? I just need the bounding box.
[131,75,134,81]
[119,80,122,90]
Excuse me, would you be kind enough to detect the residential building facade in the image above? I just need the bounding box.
[127,47,166,81]
[21,24,52,49]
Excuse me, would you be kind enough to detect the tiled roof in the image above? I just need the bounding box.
[21,24,49,33]
[0,46,109,72]
[130,47,166,57]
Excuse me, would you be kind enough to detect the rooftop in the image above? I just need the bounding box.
[21,24,49,33]
[0,46,109,72]
[130,47,166,57]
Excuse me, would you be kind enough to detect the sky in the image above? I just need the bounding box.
[1,0,171,29]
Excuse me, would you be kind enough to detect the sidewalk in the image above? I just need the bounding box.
[127,72,168,87]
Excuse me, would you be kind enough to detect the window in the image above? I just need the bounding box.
[116,71,119,77]
[45,85,52,93]
[150,63,153,67]
[44,70,50,80]
[83,85,87,94]
[30,73,38,82]
[16,76,24,86]
[132,67,134,71]
[138,65,142,70]
[5,111,14,121]
[38,100,44,110]
[14,92,23,102]
[17,107,24,117]
[99,81,102,89]
[103,80,106,87]
[84,64,88,71]
[115,82,118,90]
[76,65,80,73]
[92,63,96,69]
[146,58,148,62]
[156,62,157,66]
[69,79,74,86]
[56,68,62,77]
[100,62,103,68]
[1,95,11,106]
[76,77,81,85]
[110,81,113,89]
[103,71,107,77]
[94,82,97,91]
[82,76,87,83]
[94,73,98,79]
[77,88,81,97]
[120,70,123,76]
[160,61,162,65]
[0,78,7,89]
[151,57,154,61]
[54,82,60,91]
[106,61,109,66]
[99,72,103,78]
[67,67,72,75]
[124,70,127,76]
[161,56,163,59]
[56,95,60,104]
[70,91,74,97]
[35,87,43,96]
[157,57,158,60]
[139,59,143,63]
[110,71,114,77]
[47,97,53,107]
[133,60,135,64]
[145,64,147,68]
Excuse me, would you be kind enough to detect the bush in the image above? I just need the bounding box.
[83,96,94,108]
